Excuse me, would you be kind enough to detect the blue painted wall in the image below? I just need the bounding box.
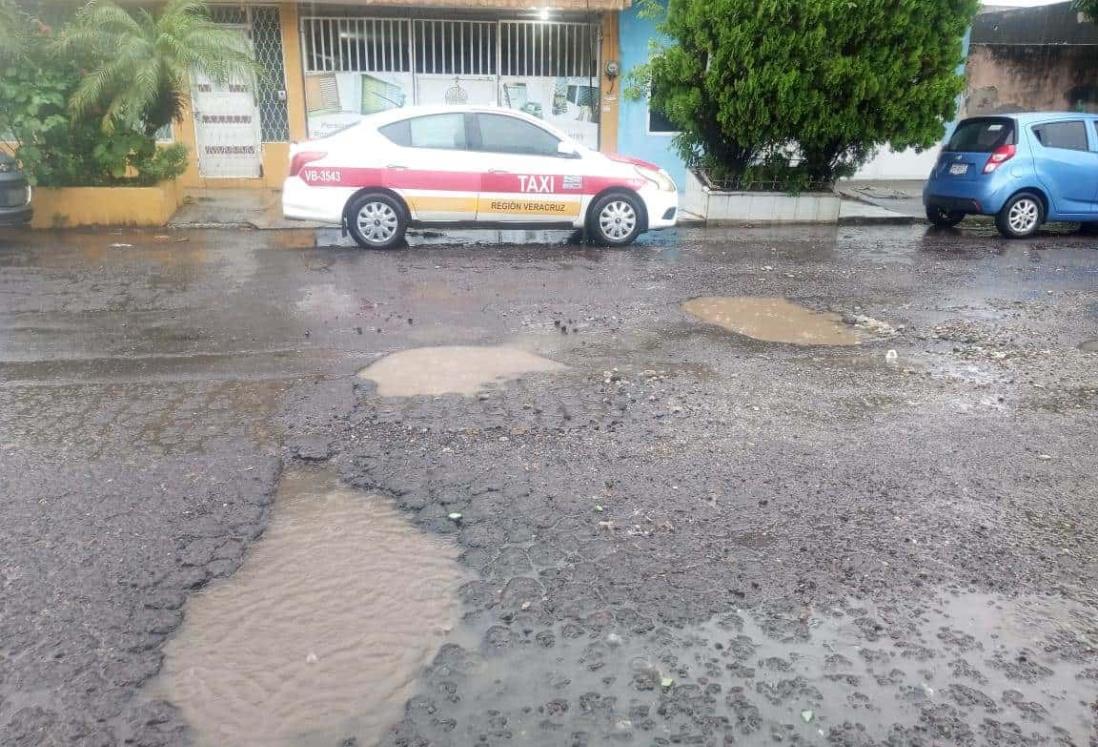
[616,2,972,184]
[617,0,687,190]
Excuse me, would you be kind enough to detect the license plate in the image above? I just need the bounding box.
[948,163,969,176]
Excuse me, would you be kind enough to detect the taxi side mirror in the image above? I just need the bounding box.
[556,141,579,158]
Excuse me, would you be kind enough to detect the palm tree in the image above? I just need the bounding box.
[56,0,258,134]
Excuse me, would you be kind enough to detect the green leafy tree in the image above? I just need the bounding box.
[1076,0,1098,21]
[0,0,31,64]
[631,0,978,189]
[55,0,257,135]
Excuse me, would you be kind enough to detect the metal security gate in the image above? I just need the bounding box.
[193,71,263,178]
[300,16,600,147]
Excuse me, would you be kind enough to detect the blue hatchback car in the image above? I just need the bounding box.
[923,113,1098,238]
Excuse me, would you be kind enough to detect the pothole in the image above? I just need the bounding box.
[357,345,565,396]
[683,296,860,346]
[152,465,465,746]
[1078,339,1098,353]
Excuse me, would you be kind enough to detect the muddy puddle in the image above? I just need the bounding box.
[683,296,859,346]
[430,592,1098,744]
[357,345,565,396]
[153,466,465,746]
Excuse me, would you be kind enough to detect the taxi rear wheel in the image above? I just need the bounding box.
[589,192,644,246]
[347,193,407,250]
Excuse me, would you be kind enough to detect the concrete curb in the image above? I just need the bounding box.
[838,215,926,226]
[167,221,254,230]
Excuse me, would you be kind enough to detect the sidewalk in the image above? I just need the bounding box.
[837,179,926,224]
[169,189,323,230]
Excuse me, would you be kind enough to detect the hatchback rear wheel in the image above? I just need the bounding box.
[347,193,407,250]
[995,192,1044,239]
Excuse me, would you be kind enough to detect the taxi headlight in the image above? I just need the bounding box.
[636,166,676,193]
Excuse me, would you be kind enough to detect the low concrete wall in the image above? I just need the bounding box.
[30,180,183,228]
[684,169,841,225]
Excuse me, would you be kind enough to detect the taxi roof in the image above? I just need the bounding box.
[363,104,549,127]
[355,104,578,145]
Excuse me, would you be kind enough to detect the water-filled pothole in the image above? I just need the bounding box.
[154,466,465,746]
[357,345,565,396]
[683,296,859,346]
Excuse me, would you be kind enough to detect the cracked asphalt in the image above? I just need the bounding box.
[1,223,1097,746]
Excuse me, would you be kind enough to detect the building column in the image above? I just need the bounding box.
[280,2,308,143]
[599,11,620,154]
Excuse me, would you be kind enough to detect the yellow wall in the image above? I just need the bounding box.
[281,2,308,143]
[30,181,182,229]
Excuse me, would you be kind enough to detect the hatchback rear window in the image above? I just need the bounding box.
[944,119,1015,152]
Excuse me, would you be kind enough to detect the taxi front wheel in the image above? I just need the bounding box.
[588,192,644,247]
[347,193,408,250]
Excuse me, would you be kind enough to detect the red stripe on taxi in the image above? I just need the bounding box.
[298,166,645,195]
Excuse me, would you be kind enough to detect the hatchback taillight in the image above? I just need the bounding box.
[983,144,1016,174]
[289,150,326,177]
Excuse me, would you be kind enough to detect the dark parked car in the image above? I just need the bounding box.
[0,153,32,228]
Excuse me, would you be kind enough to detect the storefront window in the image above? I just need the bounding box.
[299,15,601,149]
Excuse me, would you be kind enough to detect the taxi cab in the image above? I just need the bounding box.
[282,105,678,248]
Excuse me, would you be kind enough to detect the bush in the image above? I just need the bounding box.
[631,0,979,191]
[0,6,188,187]
[1077,0,1098,21]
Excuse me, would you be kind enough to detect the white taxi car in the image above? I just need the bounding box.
[282,105,678,249]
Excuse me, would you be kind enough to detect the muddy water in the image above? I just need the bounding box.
[683,296,859,346]
[154,466,465,746]
[358,345,565,396]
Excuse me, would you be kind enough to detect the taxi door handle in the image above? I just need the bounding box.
[386,164,408,170]
[488,169,509,174]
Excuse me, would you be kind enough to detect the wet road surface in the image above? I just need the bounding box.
[1,224,1097,745]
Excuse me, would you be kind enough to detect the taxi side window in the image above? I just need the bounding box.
[379,120,410,146]
[379,114,466,150]
[475,114,560,157]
